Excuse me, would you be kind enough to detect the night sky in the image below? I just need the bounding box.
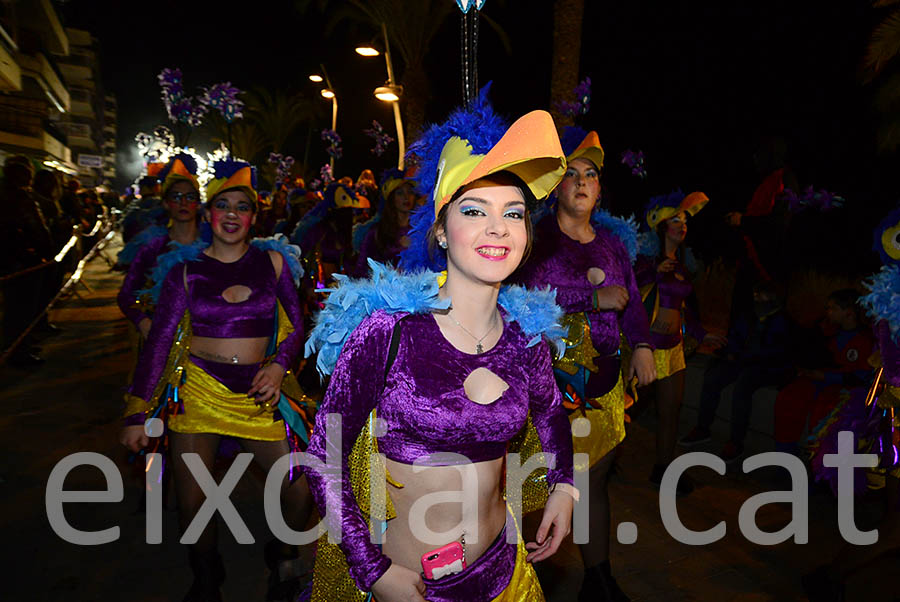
[59,0,896,275]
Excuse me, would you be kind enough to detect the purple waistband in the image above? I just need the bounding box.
[188,355,261,395]
[422,524,515,601]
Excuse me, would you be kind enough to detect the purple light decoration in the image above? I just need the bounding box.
[321,129,342,159]
[554,76,592,118]
[157,67,207,128]
[780,186,846,213]
[199,82,244,124]
[268,152,295,186]
[364,120,394,156]
[319,163,334,187]
[621,149,647,179]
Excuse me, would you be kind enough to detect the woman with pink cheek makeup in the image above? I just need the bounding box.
[119,159,313,601]
[518,128,655,602]
[634,191,726,495]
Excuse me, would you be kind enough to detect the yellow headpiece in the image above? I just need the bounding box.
[566,130,605,171]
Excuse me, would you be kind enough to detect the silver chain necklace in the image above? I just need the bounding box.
[447,309,499,354]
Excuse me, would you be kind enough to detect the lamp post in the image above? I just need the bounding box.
[311,64,338,170]
[356,23,405,170]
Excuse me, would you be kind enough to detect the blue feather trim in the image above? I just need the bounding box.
[290,197,330,246]
[116,224,168,266]
[637,231,660,257]
[352,215,380,252]
[496,285,566,356]
[592,209,638,263]
[139,238,208,303]
[251,234,304,286]
[306,260,566,376]
[860,264,900,340]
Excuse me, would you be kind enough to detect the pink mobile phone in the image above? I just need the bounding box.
[421,541,466,580]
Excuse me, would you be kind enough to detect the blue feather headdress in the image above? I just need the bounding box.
[872,207,900,266]
[400,83,510,272]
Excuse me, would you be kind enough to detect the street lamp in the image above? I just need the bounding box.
[320,89,335,99]
[308,74,324,83]
[358,23,406,170]
[313,64,339,170]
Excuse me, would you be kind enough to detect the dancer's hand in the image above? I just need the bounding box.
[249,362,286,404]
[703,333,727,350]
[628,347,657,387]
[119,425,148,453]
[138,318,152,339]
[593,285,629,311]
[526,489,573,563]
[657,258,677,274]
[371,564,426,602]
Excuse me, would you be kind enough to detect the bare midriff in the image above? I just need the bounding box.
[191,336,271,365]
[382,456,507,574]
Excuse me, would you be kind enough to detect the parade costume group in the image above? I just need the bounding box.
[115,83,899,602]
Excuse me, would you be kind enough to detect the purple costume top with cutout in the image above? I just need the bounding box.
[128,244,303,403]
[634,254,706,350]
[303,309,574,592]
[117,234,170,327]
[520,216,652,355]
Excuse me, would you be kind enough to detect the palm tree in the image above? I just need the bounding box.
[549,0,585,131]
[863,0,900,151]
[244,88,322,154]
[210,121,268,164]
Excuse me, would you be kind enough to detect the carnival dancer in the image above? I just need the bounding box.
[802,207,900,601]
[303,88,576,602]
[634,191,725,488]
[119,159,313,602]
[116,153,202,338]
[350,168,416,275]
[121,170,166,244]
[291,182,369,289]
[518,128,656,602]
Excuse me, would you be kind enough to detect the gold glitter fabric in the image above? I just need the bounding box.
[555,312,599,375]
[506,414,549,515]
[652,342,686,380]
[569,373,625,468]
[123,311,192,417]
[311,410,396,602]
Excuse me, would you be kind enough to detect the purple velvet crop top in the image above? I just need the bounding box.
[634,254,706,350]
[304,309,574,591]
[128,244,303,403]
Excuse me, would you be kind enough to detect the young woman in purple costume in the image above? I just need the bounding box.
[304,95,576,602]
[117,153,202,339]
[634,191,726,489]
[119,160,312,602]
[519,130,656,602]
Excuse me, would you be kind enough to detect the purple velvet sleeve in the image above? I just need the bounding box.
[304,310,396,592]
[272,253,304,371]
[618,244,652,349]
[519,249,592,313]
[633,255,657,290]
[528,339,575,486]
[128,265,188,402]
[117,236,166,327]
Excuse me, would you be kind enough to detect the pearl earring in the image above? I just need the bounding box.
[439,240,448,249]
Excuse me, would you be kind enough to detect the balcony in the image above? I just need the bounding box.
[19,0,68,55]
[0,28,21,91]
[0,118,71,164]
[17,51,70,112]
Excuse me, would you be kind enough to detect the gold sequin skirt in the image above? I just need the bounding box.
[168,358,285,441]
[653,342,686,380]
[569,372,626,468]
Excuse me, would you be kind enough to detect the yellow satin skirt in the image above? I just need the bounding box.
[570,372,626,468]
[168,358,286,441]
[653,342,686,380]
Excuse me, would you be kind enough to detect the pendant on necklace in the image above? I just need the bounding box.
[475,343,483,354]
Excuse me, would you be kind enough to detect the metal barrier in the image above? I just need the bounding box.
[0,212,115,366]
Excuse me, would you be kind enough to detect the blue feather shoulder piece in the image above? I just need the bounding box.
[592,209,638,263]
[497,285,566,357]
[116,224,168,266]
[352,215,380,252]
[305,260,450,376]
[860,264,900,341]
[251,234,304,286]
[139,238,208,303]
[637,231,660,258]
